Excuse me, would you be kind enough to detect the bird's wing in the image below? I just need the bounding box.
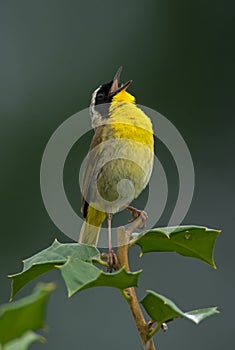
[81,124,112,218]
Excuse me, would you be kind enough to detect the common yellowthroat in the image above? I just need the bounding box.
[79,67,154,267]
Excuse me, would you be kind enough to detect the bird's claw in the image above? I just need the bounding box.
[107,250,118,273]
[125,205,148,228]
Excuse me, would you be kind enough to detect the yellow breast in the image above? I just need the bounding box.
[109,90,154,150]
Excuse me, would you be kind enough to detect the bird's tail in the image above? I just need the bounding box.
[79,206,106,246]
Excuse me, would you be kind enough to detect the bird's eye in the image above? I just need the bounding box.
[97,92,105,100]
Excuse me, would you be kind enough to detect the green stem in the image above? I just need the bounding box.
[120,289,131,302]
[148,323,162,339]
[92,258,108,267]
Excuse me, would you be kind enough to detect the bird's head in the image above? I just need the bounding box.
[90,67,133,128]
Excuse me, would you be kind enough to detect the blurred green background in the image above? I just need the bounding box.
[0,0,234,349]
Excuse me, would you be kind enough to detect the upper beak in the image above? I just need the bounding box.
[109,66,132,97]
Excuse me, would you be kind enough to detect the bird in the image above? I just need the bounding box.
[79,67,154,270]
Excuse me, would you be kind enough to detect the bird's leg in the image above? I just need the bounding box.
[125,205,148,228]
[107,213,118,272]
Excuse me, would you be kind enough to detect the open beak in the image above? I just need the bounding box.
[109,66,132,97]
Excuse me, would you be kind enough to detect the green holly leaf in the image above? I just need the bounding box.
[2,331,44,350]
[9,240,141,300]
[58,257,142,297]
[131,226,220,267]
[0,283,55,346]
[9,240,99,300]
[140,290,219,328]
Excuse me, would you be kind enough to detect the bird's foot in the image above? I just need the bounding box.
[125,205,148,228]
[107,249,118,273]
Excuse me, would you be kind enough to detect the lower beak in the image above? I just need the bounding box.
[109,66,132,97]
